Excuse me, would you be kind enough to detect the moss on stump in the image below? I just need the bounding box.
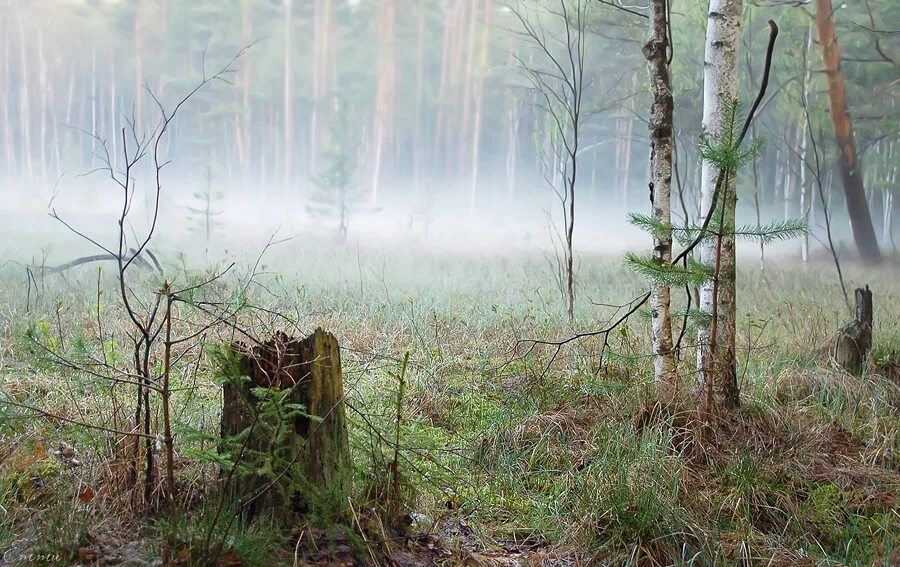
[220,328,350,523]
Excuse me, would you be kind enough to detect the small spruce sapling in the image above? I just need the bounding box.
[307,98,361,242]
[186,164,225,253]
[626,99,806,400]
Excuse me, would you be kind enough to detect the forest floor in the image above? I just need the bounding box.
[0,244,898,566]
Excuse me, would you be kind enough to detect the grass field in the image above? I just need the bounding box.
[1,243,898,565]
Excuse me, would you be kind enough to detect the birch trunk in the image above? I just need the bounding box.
[698,0,742,408]
[645,0,676,390]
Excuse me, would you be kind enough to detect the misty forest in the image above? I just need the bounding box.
[0,0,898,565]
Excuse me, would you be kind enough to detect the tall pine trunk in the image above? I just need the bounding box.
[815,0,881,263]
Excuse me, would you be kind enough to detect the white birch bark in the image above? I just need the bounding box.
[697,0,742,401]
[645,0,676,388]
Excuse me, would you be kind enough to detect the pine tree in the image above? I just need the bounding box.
[186,164,225,253]
[306,97,361,242]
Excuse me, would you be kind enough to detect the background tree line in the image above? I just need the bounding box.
[0,0,896,256]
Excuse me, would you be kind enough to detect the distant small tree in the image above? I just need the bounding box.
[186,164,224,253]
[307,97,361,242]
[511,0,590,325]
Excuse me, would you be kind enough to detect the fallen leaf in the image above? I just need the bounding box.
[77,546,96,562]
[78,487,95,502]
[217,550,243,567]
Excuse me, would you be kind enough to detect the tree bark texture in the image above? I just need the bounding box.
[645,0,676,391]
[220,329,350,523]
[698,0,742,408]
[815,0,881,263]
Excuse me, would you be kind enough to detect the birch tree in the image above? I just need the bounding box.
[644,0,676,389]
[698,0,742,408]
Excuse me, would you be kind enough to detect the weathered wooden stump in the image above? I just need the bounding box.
[833,286,873,376]
[220,328,350,523]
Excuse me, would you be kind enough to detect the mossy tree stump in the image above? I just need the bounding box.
[220,328,350,523]
[833,286,873,376]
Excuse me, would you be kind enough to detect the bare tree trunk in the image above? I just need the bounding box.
[800,115,810,262]
[885,143,896,249]
[283,0,293,196]
[371,0,396,203]
[38,29,48,186]
[785,124,799,220]
[2,21,13,182]
[91,43,97,160]
[799,24,812,262]
[444,2,465,174]
[433,3,455,171]
[503,39,521,197]
[621,75,637,207]
[645,0,676,391]
[815,0,881,263]
[311,0,322,175]
[18,17,33,185]
[413,0,425,192]
[134,8,143,130]
[882,187,892,245]
[110,55,118,173]
[698,0,742,409]
[310,0,332,175]
[615,115,624,205]
[506,95,520,196]
[469,0,491,217]
[240,0,253,190]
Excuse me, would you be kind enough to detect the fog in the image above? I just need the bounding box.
[0,0,894,268]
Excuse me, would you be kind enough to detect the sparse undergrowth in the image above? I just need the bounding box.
[1,246,898,566]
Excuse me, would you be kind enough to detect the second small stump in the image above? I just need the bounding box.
[833,286,874,376]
